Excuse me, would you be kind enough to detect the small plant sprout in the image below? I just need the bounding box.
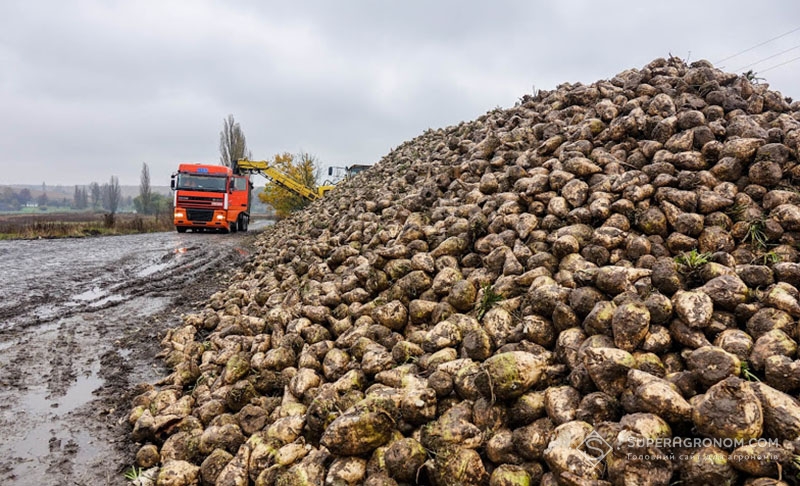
[740,361,761,382]
[725,202,748,220]
[757,250,782,265]
[743,218,769,250]
[674,249,712,269]
[124,466,143,481]
[476,284,503,320]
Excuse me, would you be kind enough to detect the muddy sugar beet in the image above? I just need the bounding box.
[129,56,800,485]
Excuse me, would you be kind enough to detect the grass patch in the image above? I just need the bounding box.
[476,283,503,320]
[674,249,711,269]
[675,249,712,287]
[0,212,174,240]
[754,250,782,265]
[743,218,769,250]
[124,466,143,481]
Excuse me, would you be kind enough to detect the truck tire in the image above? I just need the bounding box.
[176,226,187,233]
[238,214,249,232]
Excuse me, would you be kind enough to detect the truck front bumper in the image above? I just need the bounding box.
[174,208,229,228]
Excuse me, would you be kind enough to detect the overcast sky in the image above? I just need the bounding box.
[1,1,799,187]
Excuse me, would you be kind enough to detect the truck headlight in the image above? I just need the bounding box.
[216,214,225,220]
[174,211,184,218]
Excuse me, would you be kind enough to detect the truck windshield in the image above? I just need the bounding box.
[176,174,227,192]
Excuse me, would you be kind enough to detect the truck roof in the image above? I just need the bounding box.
[177,163,232,175]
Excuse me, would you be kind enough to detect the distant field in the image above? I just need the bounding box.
[2,206,96,215]
[0,212,174,240]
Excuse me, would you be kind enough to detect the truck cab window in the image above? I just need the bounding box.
[176,174,227,192]
[234,177,248,191]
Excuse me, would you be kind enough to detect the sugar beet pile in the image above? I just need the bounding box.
[129,57,800,485]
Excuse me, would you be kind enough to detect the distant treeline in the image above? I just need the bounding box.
[0,183,169,213]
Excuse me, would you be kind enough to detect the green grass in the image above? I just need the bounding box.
[755,250,782,265]
[674,249,712,269]
[743,218,769,250]
[740,361,761,382]
[124,466,143,481]
[674,250,712,287]
[476,283,503,320]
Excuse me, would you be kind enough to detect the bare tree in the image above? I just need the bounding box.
[103,176,121,214]
[89,182,101,209]
[139,162,152,214]
[73,185,82,209]
[219,114,251,169]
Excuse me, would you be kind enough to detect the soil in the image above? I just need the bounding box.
[0,221,270,485]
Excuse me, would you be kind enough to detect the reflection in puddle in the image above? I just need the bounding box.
[19,421,53,461]
[88,294,125,308]
[73,429,100,467]
[10,359,105,479]
[136,262,171,278]
[72,287,107,302]
[23,360,103,417]
[72,285,126,309]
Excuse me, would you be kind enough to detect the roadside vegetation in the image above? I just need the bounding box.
[0,163,177,240]
[258,151,322,219]
[0,212,175,240]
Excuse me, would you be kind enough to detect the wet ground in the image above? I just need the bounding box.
[0,221,270,485]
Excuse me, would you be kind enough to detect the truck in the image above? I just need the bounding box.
[171,163,251,233]
[171,159,371,233]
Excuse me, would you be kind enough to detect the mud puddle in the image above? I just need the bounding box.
[0,221,270,485]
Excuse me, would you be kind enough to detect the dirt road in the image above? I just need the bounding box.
[0,222,269,485]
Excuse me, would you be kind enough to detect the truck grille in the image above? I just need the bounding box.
[177,195,224,208]
[186,209,214,222]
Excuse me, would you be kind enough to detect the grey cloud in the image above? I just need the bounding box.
[0,0,798,187]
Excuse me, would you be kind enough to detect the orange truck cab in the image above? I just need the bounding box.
[171,163,251,233]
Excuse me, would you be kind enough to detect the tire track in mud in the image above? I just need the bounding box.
[0,238,238,332]
[0,222,270,485]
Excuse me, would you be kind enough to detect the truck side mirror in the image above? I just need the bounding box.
[328,167,333,176]
[170,175,176,190]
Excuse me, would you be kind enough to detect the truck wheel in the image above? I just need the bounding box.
[238,215,249,232]
[176,226,187,233]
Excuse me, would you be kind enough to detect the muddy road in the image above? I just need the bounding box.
[0,222,270,485]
